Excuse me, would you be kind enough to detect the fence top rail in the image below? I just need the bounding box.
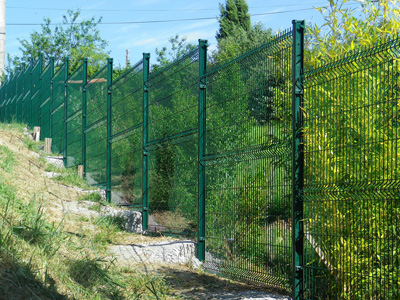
[149,47,199,80]
[304,35,400,78]
[204,28,292,76]
[112,58,144,86]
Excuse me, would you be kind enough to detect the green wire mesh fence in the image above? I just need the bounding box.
[85,63,109,187]
[65,63,85,167]
[51,62,67,154]
[110,59,144,207]
[146,48,199,236]
[202,30,293,293]
[40,59,54,141]
[303,37,400,300]
[31,57,42,128]
[1,21,399,299]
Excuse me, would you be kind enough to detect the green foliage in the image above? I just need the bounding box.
[52,167,91,189]
[305,4,400,296]
[0,145,16,172]
[67,256,125,299]
[215,22,272,62]
[12,198,64,257]
[78,192,103,203]
[307,0,400,65]
[151,141,175,212]
[216,0,251,41]
[8,9,109,76]
[154,34,197,68]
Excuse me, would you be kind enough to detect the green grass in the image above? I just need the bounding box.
[52,167,91,189]
[0,173,176,299]
[0,130,178,299]
[79,192,103,202]
[0,145,17,172]
[92,215,126,246]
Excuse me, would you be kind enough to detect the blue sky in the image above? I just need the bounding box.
[5,0,354,68]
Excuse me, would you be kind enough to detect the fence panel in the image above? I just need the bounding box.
[65,63,85,167]
[31,58,42,127]
[146,49,199,236]
[16,70,24,123]
[110,60,143,206]
[40,60,54,141]
[51,63,67,154]
[22,63,32,124]
[9,74,16,122]
[303,39,400,299]
[202,31,293,292]
[85,64,108,187]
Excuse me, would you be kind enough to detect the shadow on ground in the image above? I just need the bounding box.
[159,266,292,300]
[0,251,67,300]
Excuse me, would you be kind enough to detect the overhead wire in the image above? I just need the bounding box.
[6,6,341,26]
[7,2,331,12]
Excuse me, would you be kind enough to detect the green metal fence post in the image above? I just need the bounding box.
[49,61,54,140]
[63,58,69,167]
[82,58,88,177]
[106,58,113,202]
[142,53,150,230]
[198,39,208,261]
[292,19,305,300]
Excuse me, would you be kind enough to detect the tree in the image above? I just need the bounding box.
[304,1,400,298]
[308,0,400,65]
[216,0,251,41]
[8,9,109,76]
[215,22,272,61]
[153,34,196,69]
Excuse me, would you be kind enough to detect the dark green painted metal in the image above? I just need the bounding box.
[109,123,142,141]
[49,62,54,139]
[82,58,88,177]
[63,58,69,167]
[292,19,305,300]
[106,58,113,203]
[203,27,294,292]
[302,30,400,300]
[39,57,54,140]
[109,58,144,210]
[28,58,34,128]
[142,53,150,230]
[145,128,198,147]
[198,39,208,262]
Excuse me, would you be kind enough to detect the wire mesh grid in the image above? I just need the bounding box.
[85,65,108,187]
[51,64,66,154]
[40,63,53,141]
[65,63,85,167]
[303,38,400,300]
[202,30,293,292]
[110,60,143,206]
[146,49,199,236]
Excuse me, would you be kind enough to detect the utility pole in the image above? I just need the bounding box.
[126,49,130,68]
[0,0,5,77]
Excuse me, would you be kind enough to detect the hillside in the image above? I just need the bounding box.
[0,123,289,300]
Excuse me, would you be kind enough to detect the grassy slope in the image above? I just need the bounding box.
[0,123,178,300]
[0,123,286,300]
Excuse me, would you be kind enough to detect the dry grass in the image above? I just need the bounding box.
[0,123,280,300]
